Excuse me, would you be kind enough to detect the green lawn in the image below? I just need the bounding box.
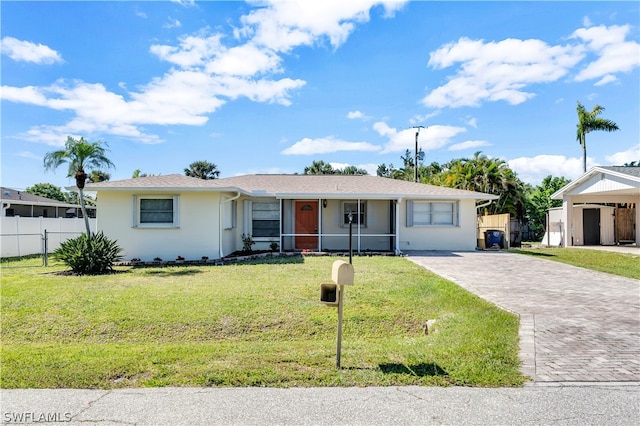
[1,255,524,388]
[512,247,640,280]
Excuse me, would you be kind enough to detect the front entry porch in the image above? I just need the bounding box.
[280,198,399,254]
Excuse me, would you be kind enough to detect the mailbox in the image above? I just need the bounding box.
[331,260,354,285]
[320,283,339,306]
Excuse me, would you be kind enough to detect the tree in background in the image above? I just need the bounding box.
[336,165,368,175]
[132,169,153,178]
[434,152,527,217]
[87,170,111,183]
[25,183,68,202]
[524,175,571,240]
[303,160,368,175]
[184,160,220,179]
[576,101,619,173]
[303,160,335,175]
[44,136,114,236]
[379,151,527,218]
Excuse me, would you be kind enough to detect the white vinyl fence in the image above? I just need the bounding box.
[0,216,97,258]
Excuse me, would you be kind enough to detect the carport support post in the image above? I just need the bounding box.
[336,283,345,369]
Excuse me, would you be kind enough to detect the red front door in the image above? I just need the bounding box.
[295,201,318,249]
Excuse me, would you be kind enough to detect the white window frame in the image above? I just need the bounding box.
[223,199,237,230]
[132,195,180,228]
[342,200,366,227]
[250,200,280,238]
[407,200,458,227]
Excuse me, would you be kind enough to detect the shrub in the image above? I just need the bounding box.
[52,232,123,275]
[241,234,255,252]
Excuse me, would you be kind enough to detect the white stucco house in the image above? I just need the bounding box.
[551,166,640,247]
[84,174,498,261]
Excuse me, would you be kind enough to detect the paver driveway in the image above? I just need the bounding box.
[407,251,640,382]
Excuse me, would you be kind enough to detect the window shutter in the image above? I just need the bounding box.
[406,200,414,227]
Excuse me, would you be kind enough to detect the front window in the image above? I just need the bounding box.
[342,201,366,226]
[409,201,456,226]
[252,201,280,237]
[134,195,179,227]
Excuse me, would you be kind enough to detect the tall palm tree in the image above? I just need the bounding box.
[44,136,114,236]
[576,101,619,173]
[184,160,220,179]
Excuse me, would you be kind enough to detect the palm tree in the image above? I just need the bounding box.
[576,101,619,173]
[44,136,114,236]
[184,160,220,179]
[303,160,335,175]
[87,170,111,183]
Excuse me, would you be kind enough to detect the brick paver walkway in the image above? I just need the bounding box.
[407,251,640,382]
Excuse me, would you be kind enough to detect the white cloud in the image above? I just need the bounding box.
[375,121,467,153]
[1,1,406,145]
[17,151,41,160]
[448,140,490,151]
[241,0,408,53]
[347,110,370,120]
[508,155,597,184]
[171,0,195,7]
[423,24,640,109]
[423,37,584,108]
[281,136,381,155]
[206,44,282,76]
[409,111,439,125]
[465,117,478,128]
[604,145,640,165]
[164,17,182,29]
[151,33,224,68]
[1,37,63,64]
[571,25,640,84]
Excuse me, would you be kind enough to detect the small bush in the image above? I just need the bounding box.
[52,232,123,275]
[241,234,255,252]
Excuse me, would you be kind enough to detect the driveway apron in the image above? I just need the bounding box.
[407,251,640,383]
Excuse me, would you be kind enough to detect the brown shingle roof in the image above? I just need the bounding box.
[0,187,81,207]
[85,174,498,200]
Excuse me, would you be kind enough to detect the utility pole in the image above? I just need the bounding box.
[412,126,425,182]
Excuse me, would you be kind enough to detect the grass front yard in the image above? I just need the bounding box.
[512,247,640,280]
[1,255,524,388]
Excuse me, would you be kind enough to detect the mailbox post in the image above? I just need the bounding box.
[320,260,354,368]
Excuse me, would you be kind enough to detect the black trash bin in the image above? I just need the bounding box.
[485,230,504,248]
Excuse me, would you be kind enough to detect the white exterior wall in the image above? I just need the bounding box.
[569,205,615,246]
[398,199,478,251]
[0,216,96,257]
[97,191,221,261]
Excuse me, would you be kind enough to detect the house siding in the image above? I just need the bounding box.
[97,191,221,261]
[398,198,477,251]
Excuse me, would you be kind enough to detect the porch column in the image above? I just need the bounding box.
[357,198,361,253]
[318,198,322,251]
[395,199,401,254]
[636,200,640,246]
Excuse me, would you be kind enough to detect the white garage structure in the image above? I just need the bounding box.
[551,166,640,247]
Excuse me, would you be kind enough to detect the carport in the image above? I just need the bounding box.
[552,166,640,247]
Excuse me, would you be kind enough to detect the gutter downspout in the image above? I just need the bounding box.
[476,199,493,212]
[219,192,241,259]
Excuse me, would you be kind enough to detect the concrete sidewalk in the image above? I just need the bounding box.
[2,384,639,425]
[407,250,640,382]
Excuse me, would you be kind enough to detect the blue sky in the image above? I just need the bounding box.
[2,0,639,191]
